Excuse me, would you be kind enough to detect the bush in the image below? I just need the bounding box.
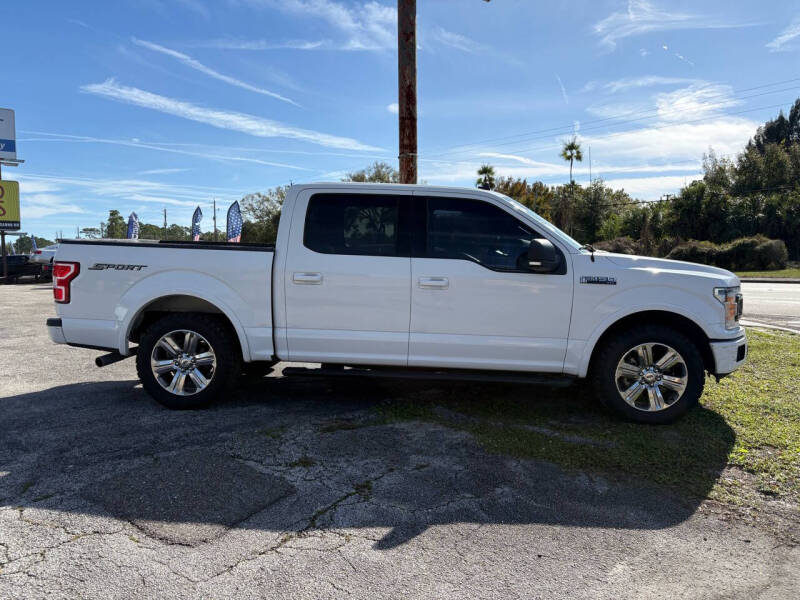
[666,236,788,270]
[593,236,641,255]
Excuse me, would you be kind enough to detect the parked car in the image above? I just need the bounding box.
[46,183,746,423]
[1,254,45,283]
[30,243,59,264]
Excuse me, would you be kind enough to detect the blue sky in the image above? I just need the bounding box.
[3,0,800,240]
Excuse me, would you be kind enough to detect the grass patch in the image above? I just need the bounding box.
[735,267,800,278]
[376,330,799,507]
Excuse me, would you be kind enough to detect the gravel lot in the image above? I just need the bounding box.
[1,283,797,599]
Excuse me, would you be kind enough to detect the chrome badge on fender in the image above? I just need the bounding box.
[580,276,616,285]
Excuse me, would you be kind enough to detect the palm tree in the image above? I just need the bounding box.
[476,164,496,190]
[560,137,583,183]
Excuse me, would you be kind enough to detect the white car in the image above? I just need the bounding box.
[46,183,746,423]
[30,243,58,264]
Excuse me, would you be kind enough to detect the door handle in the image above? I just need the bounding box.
[293,272,323,284]
[418,276,449,289]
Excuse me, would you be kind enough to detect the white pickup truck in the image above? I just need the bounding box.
[47,183,746,423]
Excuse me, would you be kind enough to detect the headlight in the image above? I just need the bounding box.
[713,286,742,329]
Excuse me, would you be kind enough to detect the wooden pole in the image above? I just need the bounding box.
[1,162,6,283]
[397,0,417,184]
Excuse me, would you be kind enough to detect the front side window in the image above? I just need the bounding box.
[304,194,400,256]
[426,197,535,271]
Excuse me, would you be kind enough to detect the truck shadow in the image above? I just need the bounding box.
[0,375,735,549]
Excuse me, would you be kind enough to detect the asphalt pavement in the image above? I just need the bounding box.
[0,283,798,599]
[741,282,800,332]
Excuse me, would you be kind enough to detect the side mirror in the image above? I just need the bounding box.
[527,238,561,273]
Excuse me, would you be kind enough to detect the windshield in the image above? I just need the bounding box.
[496,193,583,251]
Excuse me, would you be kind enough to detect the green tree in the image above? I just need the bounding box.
[560,137,583,184]
[13,235,54,254]
[495,177,553,219]
[240,187,286,244]
[80,227,101,239]
[475,164,496,190]
[105,210,126,239]
[343,161,399,183]
[761,143,792,189]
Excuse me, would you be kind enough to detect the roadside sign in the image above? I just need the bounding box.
[0,180,21,230]
[0,108,16,161]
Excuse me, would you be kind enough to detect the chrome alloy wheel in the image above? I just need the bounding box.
[614,343,688,412]
[150,329,217,396]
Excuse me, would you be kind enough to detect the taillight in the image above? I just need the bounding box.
[34,250,42,254]
[53,261,80,304]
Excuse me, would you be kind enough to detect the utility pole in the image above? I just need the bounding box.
[163,208,167,240]
[1,161,5,282]
[589,144,595,243]
[397,0,417,184]
[396,0,489,185]
[212,198,218,241]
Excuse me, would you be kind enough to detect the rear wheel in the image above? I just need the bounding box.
[136,313,240,409]
[591,325,705,424]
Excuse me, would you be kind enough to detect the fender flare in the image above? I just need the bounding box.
[576,302,711,377]
[115,271,252,361]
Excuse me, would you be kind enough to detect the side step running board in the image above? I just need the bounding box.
[280,366,575,387]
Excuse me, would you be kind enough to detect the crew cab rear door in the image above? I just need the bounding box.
[282,189,412,365]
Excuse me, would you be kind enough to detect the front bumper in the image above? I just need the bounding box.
[709,333,747,375]
[47,317,67,344]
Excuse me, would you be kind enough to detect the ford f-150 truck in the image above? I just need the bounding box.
[46,183,746,423]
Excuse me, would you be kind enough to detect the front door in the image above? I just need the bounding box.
[284,191,411,365]
[409,194,574,372]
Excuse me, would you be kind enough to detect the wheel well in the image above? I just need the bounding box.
[588,311,714,375]
[128,295,243,359]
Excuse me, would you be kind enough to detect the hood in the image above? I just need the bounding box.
[602,253,739,286]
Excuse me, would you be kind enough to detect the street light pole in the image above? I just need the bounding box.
[397,0,417,185]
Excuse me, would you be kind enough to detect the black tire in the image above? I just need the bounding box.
[591,324,705,424]
[136,313,241,409]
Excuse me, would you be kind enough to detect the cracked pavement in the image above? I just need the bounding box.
[1,283,798,599]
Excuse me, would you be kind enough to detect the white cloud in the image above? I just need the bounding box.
[594,0,755,49]
[584,116,756,162]
[386,103,399,114]
[555,74,569,105]
[132,39,299,107]
[81,79,381,151]
[766,18,800,52]
[255,0,396,51]
[22,194,87,218]
[202,39,330,51]
[226,2,495,58]
[138,167,192,175]
[601,175,700,199]
[431,27,481,53]
[20,130,313,170]
[654,83,740,122]
[591,75,699,94]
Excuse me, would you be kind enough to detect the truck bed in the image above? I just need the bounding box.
[53,239,275,361]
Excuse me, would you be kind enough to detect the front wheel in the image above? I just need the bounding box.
[591,325,705,424]
[136,313,240,409]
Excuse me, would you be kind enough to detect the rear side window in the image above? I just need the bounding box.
[304,194,401,256]
[426,197,535,271]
